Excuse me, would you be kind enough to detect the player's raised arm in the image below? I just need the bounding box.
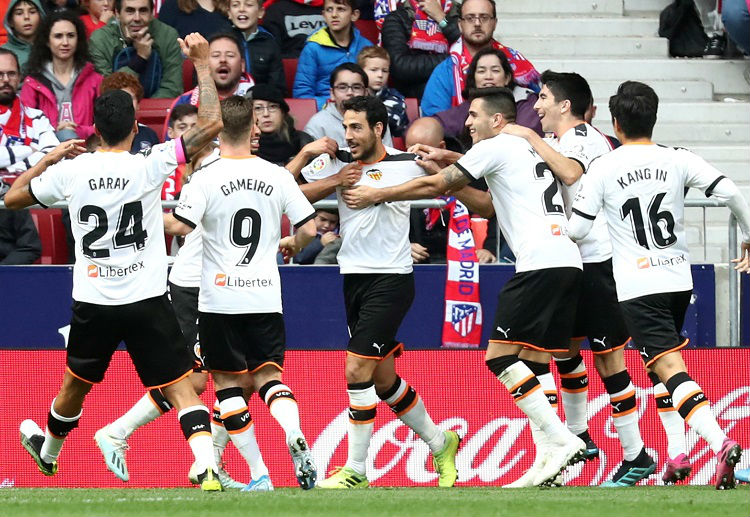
[501,123,584,186]
[286,137,338,179]
[3,140,86,210]
[342,164,470,209]
[178,33,223,160]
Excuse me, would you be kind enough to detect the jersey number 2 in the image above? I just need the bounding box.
[231,208,261,266]
[620,193,677,250]
[534,162,565,215]
[79,202,148,258]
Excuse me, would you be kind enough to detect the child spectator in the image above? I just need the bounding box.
[294,208,339,264]
[261,0,324,59]
[21,11,102,141]
[158,0,232,40]
[227,0,286,93]
[79,0,114,38]
[357,45,407,137]
[162,103,197,200]
[2,0,45,70]
[293,0,372,109]
[99,71,161,153]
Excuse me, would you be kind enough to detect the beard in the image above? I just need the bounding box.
[0,90,15,106]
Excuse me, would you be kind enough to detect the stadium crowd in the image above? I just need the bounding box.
[1,0,750,494]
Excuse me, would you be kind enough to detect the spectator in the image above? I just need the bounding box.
[722,0,749,53]
[158,0,232,40]
[0,48,59,173]
[293,0,372,109]
[357,45,407,137]
[380,0,460,99]
[261,0,324,59]
[89,0,183,98]
[227,0,285,93]
[2,0,45,70]
[248,83,313,165]
[304,62,392,147]
[0,207,42,264]
[294,208,339,264]
[79,0,114,38]
[161,103,197,201]
[21,11,102,142]
[164,32,254,136]
[99,70,160,153]
[420,0,540,116]
[433,47,541,146]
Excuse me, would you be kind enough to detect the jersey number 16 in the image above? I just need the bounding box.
[620,192,677,250]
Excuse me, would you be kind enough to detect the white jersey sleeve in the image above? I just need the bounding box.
[678,148,726,193]
[141,139,188,188]
[569,166,605,240]
[454,138,498,181]
[300,152,344,183]
[279,170,316,227]
[174,174,208,229]
[29,158,75,207]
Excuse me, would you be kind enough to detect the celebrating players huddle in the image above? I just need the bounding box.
[5,32,750,492]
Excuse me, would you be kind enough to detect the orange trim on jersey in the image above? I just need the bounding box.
[622,141,654,146]
[644,338,689,368]
[145,368,192,390]
[657,407,677,413]
[187,431,212,441]
[350,403,378,411]
[221,155,257,160]
[515,383,542,402]
[395,396,419,417]
[677,389,703,408]
[349,418,376,425]
[209,368,250,375]
[221,407,248,420]
[147,391,169,414]
[488,339,569,354]
[358,148,387,165]
[65,367,96,385]
[592,338,631,355]
[227,420,253,435]
[96,148,127,153]
[509,374,535,394]
[612,406,638,418]
[560,371,587,379]
[683,400,710,423]
[389,385,410,407]
[249,362,284,374]
[610,390,636,403]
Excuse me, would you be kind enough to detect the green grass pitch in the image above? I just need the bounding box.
[2,486,749,517]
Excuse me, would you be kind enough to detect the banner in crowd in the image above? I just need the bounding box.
[1,349,747,488]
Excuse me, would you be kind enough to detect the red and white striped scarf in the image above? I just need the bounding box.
[442,198,482,348]
[0,98,35,146]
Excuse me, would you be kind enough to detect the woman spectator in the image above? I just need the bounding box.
[79,0,114,38]
[249,84,313,166]
[20,10,101,141]
[158,0,232,40]
[433,47,542,146]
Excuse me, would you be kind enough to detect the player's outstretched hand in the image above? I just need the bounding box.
[303,137,338,158]
[178,33,210,64]
[338,161,363,187]
[732,241,750,273]
[414,157,441,175]
[500,123,534,140]
[407,144,461,167]
[279,236,301,259]
[342,185,378,209]
[410,242,429,263]
[43,139,87,165]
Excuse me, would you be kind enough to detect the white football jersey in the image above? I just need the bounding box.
[30,141,185,305]
[455,133,582,273]
[175,155,315,314]
[572,144,725,301]
[556,123,614,263]
[301,147,425,274]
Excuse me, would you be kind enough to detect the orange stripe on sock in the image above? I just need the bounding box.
[187,431,212,441]
[515,383,541,402]
[350,403,377,411]
[613,406,638,417]
[683,400,710,423]
[611,390,636,403]
[389,385,410,408]
[220,407,247,420]
[677,390,703,408]
[147,391,168,413]
[227,420,253,435]
[395,396,419,417]
[654,392,670,398]
[657,407,677,413]
[561,387,588,394]
[349,418,375,425]
[559,371,587,379]
[509,374,535,394]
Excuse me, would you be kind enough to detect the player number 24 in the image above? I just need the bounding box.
[620,192,677,250]
[79,201,148,259]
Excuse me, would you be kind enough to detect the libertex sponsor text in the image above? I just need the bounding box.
[87,262,144,278]
[637,253,687,269]
[214,273,272,288]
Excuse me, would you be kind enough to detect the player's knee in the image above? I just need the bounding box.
[593,351,624,378]
[345,358,376,384]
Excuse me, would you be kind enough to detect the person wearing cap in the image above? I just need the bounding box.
[249,83,314,166]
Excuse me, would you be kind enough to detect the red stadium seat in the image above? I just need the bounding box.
[283,58,297,96]
[354,19,380,44]
[182,59,196,91]
[30,208,69,265]
[405,97,419,124]
[470,217,488,249]
[286,98,318,130]
[137,97,175,138]
[392,136,405,151]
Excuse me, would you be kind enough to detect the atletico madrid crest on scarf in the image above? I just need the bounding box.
[442,198,482,348]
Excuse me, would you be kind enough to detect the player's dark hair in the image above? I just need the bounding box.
[465,48,514,94]
[208,31,243,55]
[540,70,592,119]
[459,0,496,19]
[169,104,198,127]
[94,90,135,145]
[608,81,658,139]
[342,95,388,138]
[330,62,368,90]
[220,95,254,144]
[115,0,154,13]
[468,87,516,122]
[0,48,20,72]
